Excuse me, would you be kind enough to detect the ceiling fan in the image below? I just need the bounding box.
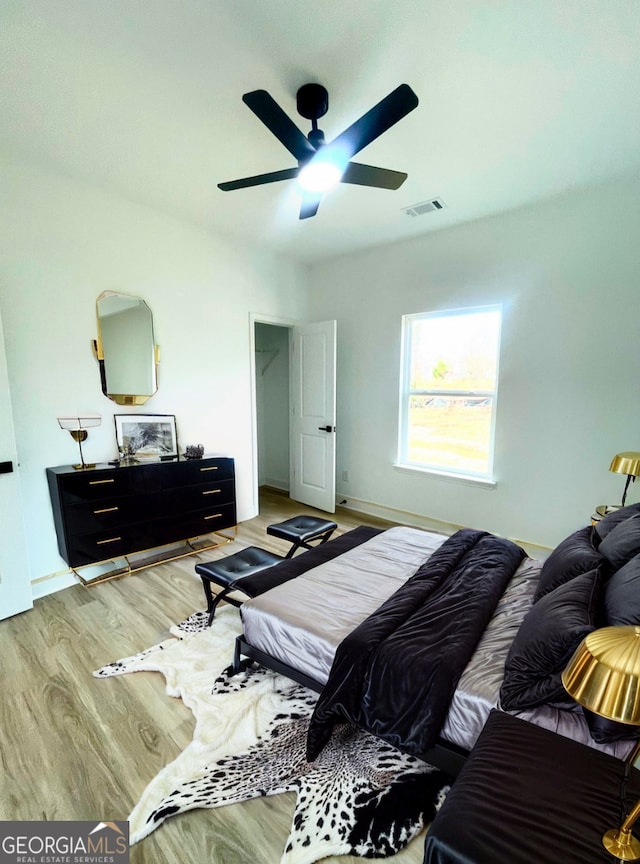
[217,83,419,220]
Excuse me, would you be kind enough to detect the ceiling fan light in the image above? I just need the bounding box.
[298,160,342,193]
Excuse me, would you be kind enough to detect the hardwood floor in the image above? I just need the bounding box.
[0,489,429,864]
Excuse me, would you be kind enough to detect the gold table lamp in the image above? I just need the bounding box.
[57,414,102,469]
[563,627,640,860]
[610,453,640,507]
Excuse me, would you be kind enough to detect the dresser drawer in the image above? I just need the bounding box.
[66,520,163,567]
[159,458,234,488]
[160,478,235,513]
[64,493,156,536]
[66,531,130,568]
[160,502,237,543]
[58,466,159,503]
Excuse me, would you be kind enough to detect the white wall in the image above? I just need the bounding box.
[307,175,640,551]
[0,152,308,588]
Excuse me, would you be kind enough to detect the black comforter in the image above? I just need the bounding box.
[306,528,526,762]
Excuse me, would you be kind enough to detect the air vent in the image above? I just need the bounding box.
[402,198,446,217]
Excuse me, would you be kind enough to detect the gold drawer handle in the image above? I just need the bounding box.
[96,536,122,545]
[204,513,222,520]
[94,506,119,514]
[90,479,115,485]
[200,466,219,472]
[202,489,221,495]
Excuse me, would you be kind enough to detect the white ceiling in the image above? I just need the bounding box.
[2,0,639,263]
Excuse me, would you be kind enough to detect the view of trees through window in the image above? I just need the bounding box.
[400,306,502,477]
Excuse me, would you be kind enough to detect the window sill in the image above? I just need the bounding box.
[393,463,497,489]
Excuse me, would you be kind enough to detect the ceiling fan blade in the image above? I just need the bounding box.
[341,162,408,190]
[218,167,299,191]
[328,84,418,160]
[243,90,316,162]
[299,194,322,220]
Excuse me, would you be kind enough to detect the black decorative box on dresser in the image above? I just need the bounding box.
[47,456,236,584]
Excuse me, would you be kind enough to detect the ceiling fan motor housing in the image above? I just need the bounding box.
[307,128,325,150]
[296,83,329,121]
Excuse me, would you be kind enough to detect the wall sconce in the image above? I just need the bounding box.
[57,414,102,470]
[610,452,640,506]
[562,627,640,860]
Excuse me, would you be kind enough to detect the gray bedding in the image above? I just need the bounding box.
[240,526,634,758]
[241,526,446,683]
[442,555,540,750]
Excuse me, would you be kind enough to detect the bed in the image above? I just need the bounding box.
[233,504,640,773]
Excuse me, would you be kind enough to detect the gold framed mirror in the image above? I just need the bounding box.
[93,291,159,405]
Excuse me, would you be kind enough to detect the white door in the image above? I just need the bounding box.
[290,320,337,512]
[0,310,32,621]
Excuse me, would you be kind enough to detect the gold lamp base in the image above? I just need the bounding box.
[68,429,96,470]
[603,829,640,861]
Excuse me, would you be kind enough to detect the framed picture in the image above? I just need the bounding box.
[114,413,178,460]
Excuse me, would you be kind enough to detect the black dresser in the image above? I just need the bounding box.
[47,456,236,581]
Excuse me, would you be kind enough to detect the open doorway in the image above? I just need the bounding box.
[251,314,337,516]
[254,322,291,496]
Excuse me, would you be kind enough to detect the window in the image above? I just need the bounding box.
[398,305,502,480]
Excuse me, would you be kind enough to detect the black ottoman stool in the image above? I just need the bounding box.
[195,546,283,625]
[423,709,640,864]
[267,515,338,558]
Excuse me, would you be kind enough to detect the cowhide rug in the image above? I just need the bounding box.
[94,605,451,864]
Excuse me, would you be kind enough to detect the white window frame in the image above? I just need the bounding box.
[397,304,502,484]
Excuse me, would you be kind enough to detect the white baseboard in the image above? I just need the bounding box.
[262,477,289,492]
[337,495,462,537]
[337,494,551,559]
[31,570,78,600]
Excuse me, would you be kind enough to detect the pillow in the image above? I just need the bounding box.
[533,526,602,602]
[598,514,640,571]
[603,553,640,625]
[500,567,602,711]
[594,502,640,542]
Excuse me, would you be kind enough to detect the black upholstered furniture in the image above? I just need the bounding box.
[500,502,640,727]
[195,546,283,624]
[423,709,640,864]
[267,515,337,558]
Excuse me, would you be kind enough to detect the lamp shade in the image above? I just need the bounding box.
[562,626,640,725]
[610,453,640,479]
[57,414,102,431]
